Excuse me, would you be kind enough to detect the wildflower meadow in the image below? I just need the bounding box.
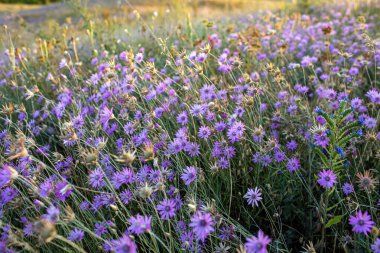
[0,0,379,252]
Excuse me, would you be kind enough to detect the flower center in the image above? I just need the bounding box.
[358,220,365,226]
[361,178,371,187]
[199,220,207,227]
[122,245,131,252]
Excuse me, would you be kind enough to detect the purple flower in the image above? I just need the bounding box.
[190,104,207,118]
[189,211,214,242]
[89,168,104,189]
[244,187,262,207]
[372,238,380,253]
[350,98,362,109]
[349,210,375,235]
[123,122,135,135]
[342,182,354,195]
[184,142,200,157]
[317,170,337,189]
[200,84,216,101]
[215,121,226,132]
[245,230,271,253]
[198,126,212,139]
[99,106,114,126]
[68,229,84,242]
[348,67,359,76]
[1,187,18,204]
[219,225,236,240]
[94,223,108,236]
[316,115,326,125]
[112,168,134,189]
[366,89,380,104]
[55,180,72,201]
[111,234,137,253]
[181,166,197,185]
[43,205,60,223]
[196,53,208,63]
[128,214,152,235]
[227,121,245,143]
[120,190,133,205]
[0,165,16,188]
[179,230,195,250]
[286,140,298,151]
[286,157,300,172]
[177,111,188,126]
[135,52,144,63]
[157,199,177,220]
[364,117,377,129]
[274,151,285,162]
[314,132,329,148]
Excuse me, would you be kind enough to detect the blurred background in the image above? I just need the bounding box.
[0,0,376,56]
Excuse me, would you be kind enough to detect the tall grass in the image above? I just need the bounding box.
[0,0,379,252]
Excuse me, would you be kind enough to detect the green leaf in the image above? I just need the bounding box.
[338,109,352,124]
[338,122,361,139]
[313,148,329,167]
[319,111,335,130]
[337,133,359,147]
[325,214,345,228]
[326,199,344,212]
[337,100,347,117]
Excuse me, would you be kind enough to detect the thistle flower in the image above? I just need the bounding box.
[184,142,200,157]
[274,150,285,162]
[356,170,378,192]
[114,150,136,166]
[8,137,28,160]
[33,219,57,244]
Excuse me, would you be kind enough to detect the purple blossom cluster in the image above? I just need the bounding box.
[0,2,379,252]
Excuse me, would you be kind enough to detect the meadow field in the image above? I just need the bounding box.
[0,0,379,252]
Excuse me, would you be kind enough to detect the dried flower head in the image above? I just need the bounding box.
[356,170,378,192]
[33,219,57,244]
